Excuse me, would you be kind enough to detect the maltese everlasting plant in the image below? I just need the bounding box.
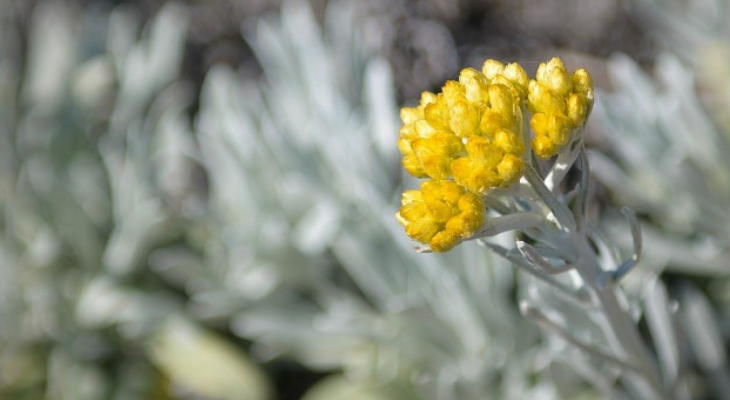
[395,57,685,400]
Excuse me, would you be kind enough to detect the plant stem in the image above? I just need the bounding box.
[573,233,671,400]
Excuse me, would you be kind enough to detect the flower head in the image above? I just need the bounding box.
[396,60,528,190]
[527,58,594,159]
[396,180,485,252]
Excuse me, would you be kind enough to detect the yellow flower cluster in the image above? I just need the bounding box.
[527,57,594,159]
[396,57,594,251]
[396,180,484,253]
[397,60,528,191]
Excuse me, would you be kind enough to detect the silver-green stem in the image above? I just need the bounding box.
[572,226,670,400]
[524,157,669,399]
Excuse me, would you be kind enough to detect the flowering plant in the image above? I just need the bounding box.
[397,57,593,252]
[395,57,687,399]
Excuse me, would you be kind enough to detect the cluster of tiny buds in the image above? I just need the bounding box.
[396,57,594,252]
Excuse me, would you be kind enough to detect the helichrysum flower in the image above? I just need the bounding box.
[528,57,594,159]
[397,60,529,190]
[397,57,594,251]
[396,180,485,252]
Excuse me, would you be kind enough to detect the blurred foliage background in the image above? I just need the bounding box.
[3,0,730,399]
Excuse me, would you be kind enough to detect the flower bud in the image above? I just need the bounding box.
[531,134,558,160]
[572,68,593,94]
[459,68,490,106]
[528,81,567,114]
[412,132,465,179]
[402,154,427,178]
[449,99,480,138]
[424,100,450,130]
[400,106,420,125]
[442,80,465,107]
[489,84,515,116]
[396,180,485,252]
[503,62,529,97]
[482,59,505,80]
[567,93,589,127]
[480,109,511,134]
[493,128,524,155]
